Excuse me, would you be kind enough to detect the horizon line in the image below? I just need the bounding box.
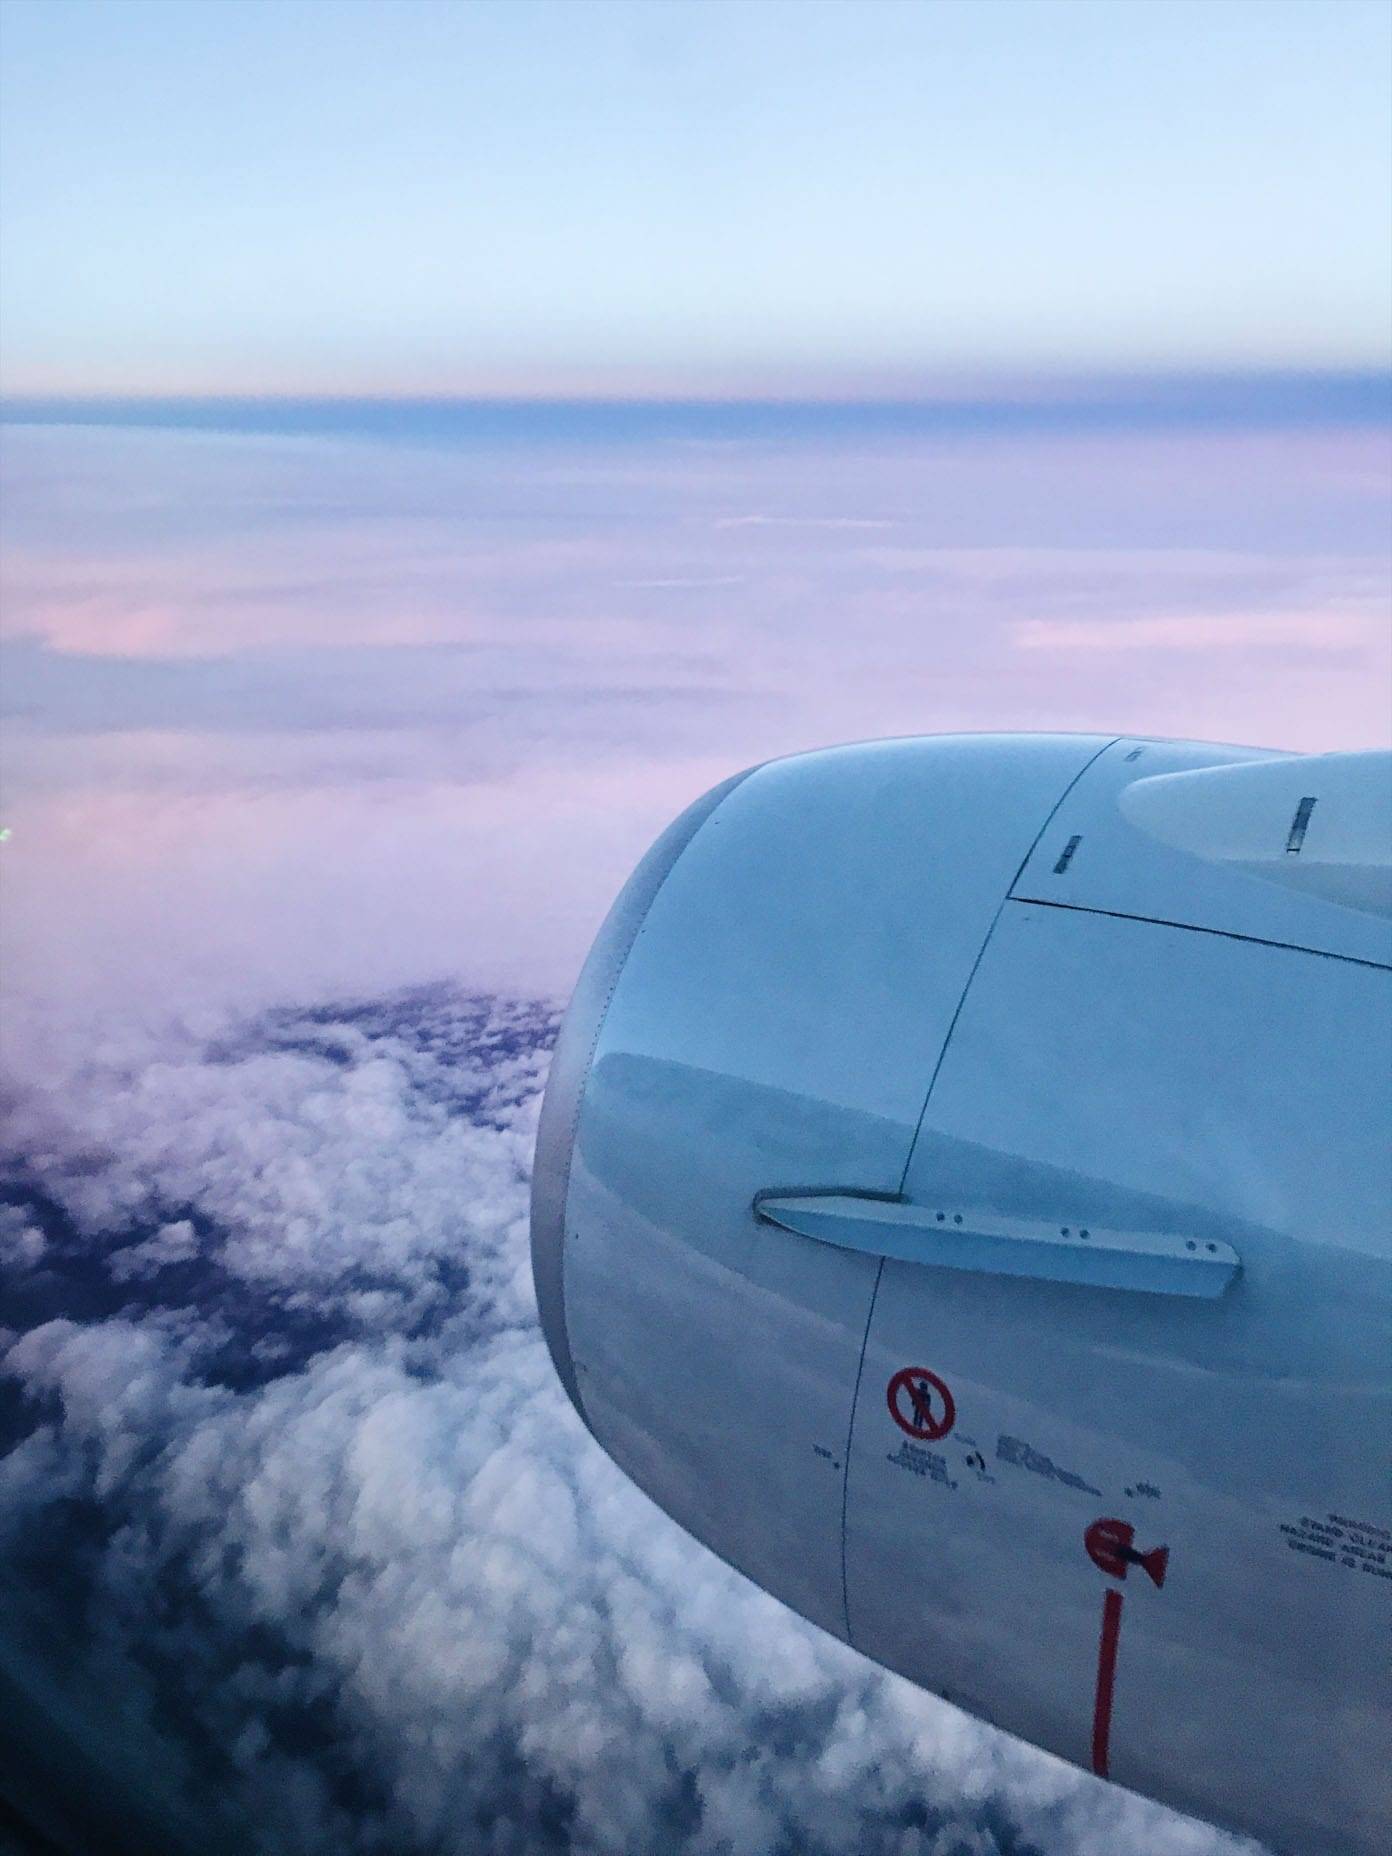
[3,365,1391,405]
[3,372,1389,444]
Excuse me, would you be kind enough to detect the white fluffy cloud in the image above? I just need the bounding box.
[0,989,1261,1856]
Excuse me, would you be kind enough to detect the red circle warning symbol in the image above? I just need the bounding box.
[886,1366,956,1441]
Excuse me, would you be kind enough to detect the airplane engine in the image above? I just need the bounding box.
[531,733,1392,1856]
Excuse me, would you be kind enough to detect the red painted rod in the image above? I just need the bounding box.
[1092,1587,1124,1778]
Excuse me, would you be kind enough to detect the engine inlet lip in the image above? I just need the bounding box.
[529,766,758,1432]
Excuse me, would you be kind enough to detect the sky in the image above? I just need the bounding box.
[0,3,1389,1854]
[1,0,1390,394]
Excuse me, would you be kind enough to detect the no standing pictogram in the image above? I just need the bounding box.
[886,1366,956,1441]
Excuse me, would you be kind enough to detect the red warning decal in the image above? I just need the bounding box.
[1085,1517,1169,1587]
[886,1367,956,1441]
[1084,1517,1170,1778]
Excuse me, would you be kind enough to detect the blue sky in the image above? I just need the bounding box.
[2,0,1389,394]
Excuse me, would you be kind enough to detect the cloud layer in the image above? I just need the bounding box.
[2,414,1388,1023]
[0,987,1260,1856]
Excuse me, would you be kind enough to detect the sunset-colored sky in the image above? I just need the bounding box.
[2,0,1390,396]
[2,0,1388,1016]
[3,405,1388,1023]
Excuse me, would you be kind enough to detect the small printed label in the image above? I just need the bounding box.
[996,1433,1101,1496]
[1279,1512,1392,1580]
[887,1441,957,1489]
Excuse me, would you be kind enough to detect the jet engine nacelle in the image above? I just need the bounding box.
[531,734,1392,1856]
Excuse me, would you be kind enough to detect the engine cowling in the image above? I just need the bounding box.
[532,733,1392,1856]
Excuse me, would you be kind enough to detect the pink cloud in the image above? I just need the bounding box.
[1011,611,1386,653]
[2,415,1388,1028]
